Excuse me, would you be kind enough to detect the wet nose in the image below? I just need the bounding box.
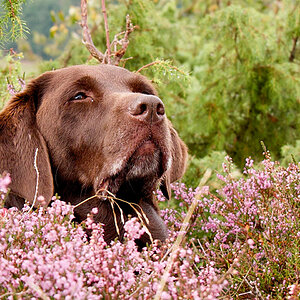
[128,95,165,123]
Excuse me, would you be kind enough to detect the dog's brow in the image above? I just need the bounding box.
[127,76,157,95]
[73,76,99,90]
[60,76,103,101]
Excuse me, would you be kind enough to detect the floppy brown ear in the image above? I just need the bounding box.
[160,121,188,200]
[0,73,54,208]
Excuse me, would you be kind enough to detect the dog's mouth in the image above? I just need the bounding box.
[135,140,156,155]
[95,138,165,201]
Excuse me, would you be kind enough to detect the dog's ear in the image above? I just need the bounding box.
[0,72,54,207]
[160,121,188,200]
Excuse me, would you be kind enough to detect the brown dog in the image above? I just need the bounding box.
[0,65,187,244]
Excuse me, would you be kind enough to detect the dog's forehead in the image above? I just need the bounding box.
[55,64,136,83]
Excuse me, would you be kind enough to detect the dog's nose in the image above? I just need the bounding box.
[129,95,165,123]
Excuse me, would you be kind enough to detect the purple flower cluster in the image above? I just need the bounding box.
[0,173,11,196]
[7,78,26,96]
[0,194,226,299]
[0,153,299,299]
[160,155,299,298]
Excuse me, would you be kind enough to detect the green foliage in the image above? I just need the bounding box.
[183,151,241,189]
[281,140,300,166]
[0,51,23,108]
[182,3,300,167]
[0,0,28,43]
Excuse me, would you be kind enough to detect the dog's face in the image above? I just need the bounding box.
[34,65,182,201]
[1,64,188,243]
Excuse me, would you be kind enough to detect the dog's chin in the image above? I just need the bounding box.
[97,141,164,201]
[126,141,162,179]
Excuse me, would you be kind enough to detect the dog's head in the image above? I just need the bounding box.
[0,64,188,242]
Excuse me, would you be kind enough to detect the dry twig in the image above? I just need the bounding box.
[153,169,211,300]
[101,0,111,64]
[80,0,105,63]
[23,277,50,300]
[80,0,136,65]
[289,36,298,62]
[111,15,136,65]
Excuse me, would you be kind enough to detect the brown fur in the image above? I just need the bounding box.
[0,65,187,244]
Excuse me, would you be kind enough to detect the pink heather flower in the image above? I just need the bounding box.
[0,173,11,194]
[124,217,146,240]
[0,155,298,299]
[245,157,254,168]
[156,189,167,202]
[0,207,8,217]
[91,207,98,214]
[179,249,186,258]
[45,229,58,242]
[37,195,47,206]
[247,239,255,249]
[161,291,172,300]
[7,83,17,96]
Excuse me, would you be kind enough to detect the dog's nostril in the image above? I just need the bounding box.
[157,103,165,116]
[129,96,165,123]
[130,102,148,116]
[139,103,147,115]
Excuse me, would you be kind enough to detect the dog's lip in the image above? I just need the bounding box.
[134,140,157,155]
[123,137,159,165]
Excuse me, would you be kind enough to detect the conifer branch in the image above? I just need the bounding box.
[0,0,28,42]
[8,0,16,18]
[289,36,298,62]
[136,61,162,73]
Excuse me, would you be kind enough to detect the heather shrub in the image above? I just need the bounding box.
[0,176,226,299]
[1,152,299,299]
[160,154,300,299]
[0,52,25,108]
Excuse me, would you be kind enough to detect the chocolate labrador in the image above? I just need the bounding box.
[0,64,187,244]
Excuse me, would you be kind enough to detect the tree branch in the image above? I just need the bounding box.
[101,0,111,64]
[289,36,298,62]
[8,0,16,18]
[80,0,136,65]
[112,15,136,65]
[135,61,161,73]
[80,0,105,63]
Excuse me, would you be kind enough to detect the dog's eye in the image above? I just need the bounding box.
[69,92,94,103]
[73,92,87,100]
[141,90,152,95]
